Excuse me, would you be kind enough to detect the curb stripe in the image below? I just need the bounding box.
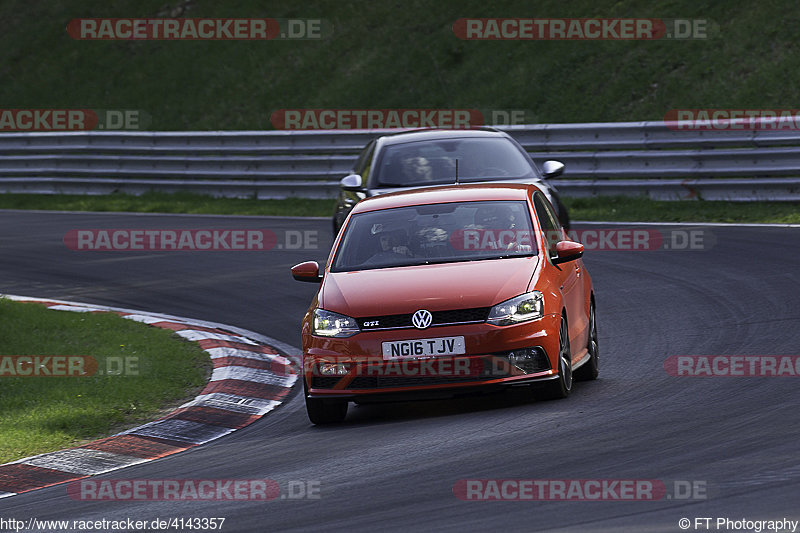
[81,435,193,459]
[0,464,82,493]
[206,346,283,361]
[209,356,297,379]
[201,379,292,400]
[122,314,188,325]
[122,419,235,445]
[46,304,98,313]
[179,393,279,415]
[210,365,295,387]
[168,406,260,428]
[0,294,299,497]
[196,338,280,354]
[21,449,147,476]
[175,329,258,345]
[212,355,283,371]
[149,321,234,335]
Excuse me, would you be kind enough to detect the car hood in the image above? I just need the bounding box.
[368,176,548,196]
[320,256,539,317]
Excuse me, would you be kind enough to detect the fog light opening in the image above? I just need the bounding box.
[507,347,550,374]
[318,362,351,376]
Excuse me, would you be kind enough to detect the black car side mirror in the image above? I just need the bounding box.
[340,174,363,191]
[541,160,565,179]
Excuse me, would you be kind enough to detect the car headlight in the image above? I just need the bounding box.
[312,308,360,337]
[487,291,544,326]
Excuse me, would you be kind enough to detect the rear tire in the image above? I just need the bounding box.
[574,300,599,381]
[535,316,573,400]
[305,380,348,424]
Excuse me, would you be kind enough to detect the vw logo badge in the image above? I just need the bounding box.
[411,309,433,330]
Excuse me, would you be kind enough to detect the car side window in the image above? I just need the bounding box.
[533,192,563,257]
[356,141,376,185]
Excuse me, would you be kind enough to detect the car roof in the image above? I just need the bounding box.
[350,183,537,213]
[377,128,511,147]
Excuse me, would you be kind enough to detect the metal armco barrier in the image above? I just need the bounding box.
[1,122,799,200]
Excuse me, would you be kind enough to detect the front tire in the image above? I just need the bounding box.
[305,380,348,424]
[535,315,573,400]
[575,300,599,381]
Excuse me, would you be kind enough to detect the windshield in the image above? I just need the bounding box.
[332,200,538,272]
[373,137,536,187]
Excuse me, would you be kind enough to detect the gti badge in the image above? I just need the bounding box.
[411,309,433,330]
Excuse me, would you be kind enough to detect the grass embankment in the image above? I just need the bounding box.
[0,298,210,464]
[1,1,798,129]
[0,192,335,217]
[1,192,798,224]
[562,196,800,224]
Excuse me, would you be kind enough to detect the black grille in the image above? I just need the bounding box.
[358,307,490,330]
[435,307,490,324]
[360,314,412,329]
[310,377,342,389]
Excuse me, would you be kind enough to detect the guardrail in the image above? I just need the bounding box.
[1,122,799,200]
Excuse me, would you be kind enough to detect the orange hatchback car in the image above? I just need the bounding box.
[292,183,598,424]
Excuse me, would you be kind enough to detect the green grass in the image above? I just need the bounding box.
[1,1,800,129]
[0,298,210,464]
[564,196,800,224]
[1,192,798,223]
[0,192,336,217]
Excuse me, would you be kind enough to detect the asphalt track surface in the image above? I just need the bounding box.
[0,210,799,532]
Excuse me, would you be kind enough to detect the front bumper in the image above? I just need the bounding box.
[302,314,561,399]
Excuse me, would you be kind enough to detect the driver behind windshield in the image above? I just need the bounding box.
[400,154,435,182]
[468,204,532,253]
[472,204,517,230]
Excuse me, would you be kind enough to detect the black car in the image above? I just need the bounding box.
[332,128,570,233]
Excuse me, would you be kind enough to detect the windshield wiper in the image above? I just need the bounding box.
[417,254,535,266]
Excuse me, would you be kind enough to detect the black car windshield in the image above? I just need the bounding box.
[332,200,538,272]
[373,137,536,187]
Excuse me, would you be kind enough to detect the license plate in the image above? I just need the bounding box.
[382,336,466,360]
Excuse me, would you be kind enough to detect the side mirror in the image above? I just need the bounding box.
[291,261,323,283]
[551,240,584,265]
[541,160,565,179]
[340,174,363,191]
